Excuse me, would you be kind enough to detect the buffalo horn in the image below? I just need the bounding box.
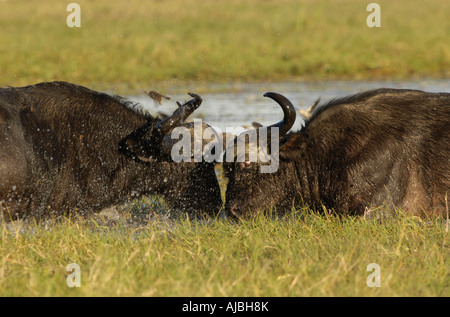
[263,92,296,138]
[153,92,202,136]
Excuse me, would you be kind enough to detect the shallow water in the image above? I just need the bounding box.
[131,79,450,132]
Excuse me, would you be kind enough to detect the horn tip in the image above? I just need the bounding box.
[264,92,283,100]
[188,92,201,99]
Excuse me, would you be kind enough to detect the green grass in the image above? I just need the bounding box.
[1,0,449,93]
[1,207,448,296]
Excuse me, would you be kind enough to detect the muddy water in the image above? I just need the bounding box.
[131,79,450,133]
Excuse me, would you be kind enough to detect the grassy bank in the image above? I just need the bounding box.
[1,208,448,296]
[1,0,449,93]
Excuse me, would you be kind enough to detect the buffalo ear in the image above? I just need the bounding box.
[278,134,306,161]
[119,137,156,162]
[134,153,159,163]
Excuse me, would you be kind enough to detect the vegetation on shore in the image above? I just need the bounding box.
[1,207,448,297]
[1,0,449,93]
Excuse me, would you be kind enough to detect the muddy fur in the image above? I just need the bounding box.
[224,88,450,218]
[0,81,221,219]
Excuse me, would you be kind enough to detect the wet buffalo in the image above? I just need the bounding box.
[224,89,450,218]
[0,81,222,219]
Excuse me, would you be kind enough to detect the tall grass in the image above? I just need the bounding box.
[1,0,449,93]
[1,208,448,296]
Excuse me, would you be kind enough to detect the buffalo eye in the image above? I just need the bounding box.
[223,164,234,175]
[239,160,252,169]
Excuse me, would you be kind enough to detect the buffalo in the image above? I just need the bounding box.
[223,89,450,218]
[0,81,222,220]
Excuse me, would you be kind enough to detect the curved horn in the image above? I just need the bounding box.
[263,92,296,137]
[154,92,202,136]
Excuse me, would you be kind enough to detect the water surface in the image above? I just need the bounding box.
[131,79,450,133]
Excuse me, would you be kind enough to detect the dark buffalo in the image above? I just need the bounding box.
[224,89,450,218]
[0,81,222,219]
